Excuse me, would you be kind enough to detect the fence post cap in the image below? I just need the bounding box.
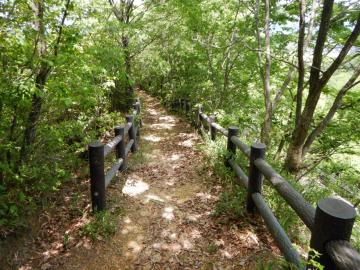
[228,126,238,131]
[115,124,125,129]
[318,197,356,220]
[251,142,266,150]
[89,141,103,148]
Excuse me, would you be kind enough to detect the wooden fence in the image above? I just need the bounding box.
[88,100,141,211]
[169,98,360,269]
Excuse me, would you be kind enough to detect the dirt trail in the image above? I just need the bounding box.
[52,92,277,269]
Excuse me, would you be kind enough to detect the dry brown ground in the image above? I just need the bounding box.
[1,92,279,270]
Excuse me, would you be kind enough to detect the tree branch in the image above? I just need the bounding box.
[319,13,360,88]
[308,0,334,88]
[302,64,360,156]
[53,0,71,57]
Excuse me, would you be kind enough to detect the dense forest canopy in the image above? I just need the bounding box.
[1,0,360,252]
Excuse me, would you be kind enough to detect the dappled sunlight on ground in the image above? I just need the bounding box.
[159,115,177,123]
[170,153,183,161]
[144,194,164,203]
[146,108,159,116]
[177,132,198,148]
[142,134,162,142]
[162,207,175,220]
[122,175,149,196]
[150,122,175,130]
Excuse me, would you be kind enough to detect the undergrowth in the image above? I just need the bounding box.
[81,210,122,241]
[213,185,245,218]
[0,111,124,236]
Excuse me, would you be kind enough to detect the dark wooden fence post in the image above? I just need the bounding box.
[134,102,140,115]
[197,105,203,128]
[179,98,184,115]
[246,143,266,213]
[126,115,137,152]
[209,115,216,140]
[115,125,127,171]
[185,99,190,116]
[89,141,106,211]
[226,126,238,166]
[308,197,357,269]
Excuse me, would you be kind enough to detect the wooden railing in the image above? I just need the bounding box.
[88,100,141,211]
[170,99,360,269]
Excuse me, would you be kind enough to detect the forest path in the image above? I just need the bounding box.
[55,92,276,270]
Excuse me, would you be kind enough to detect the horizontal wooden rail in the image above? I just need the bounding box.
[199,112,210,122]
[252,192,302,267]
[88,98,141,211]
[105,158,123,188]
[125,139,134,156]
[228,159,248,188]
[326,240,360,270]
[211,122,228,136]
[254,158,315,230]
[230,136,250,159]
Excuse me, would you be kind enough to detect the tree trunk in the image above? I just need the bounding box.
[261,0,272,146]
[123,35,134,107]
[111,35,134,112]
[20,71,47,161]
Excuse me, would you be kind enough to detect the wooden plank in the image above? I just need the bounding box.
[230,136,250,159]
[254,158,315,230]
[252,193,302,268]
[228,159,248,188]
[211,122,228,136]
[125,139,134,156]
[104,158,123,188]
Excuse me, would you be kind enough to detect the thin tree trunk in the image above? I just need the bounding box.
[295,0,306,128]
[261,0,272,145]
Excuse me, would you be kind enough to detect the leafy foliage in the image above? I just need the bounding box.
[1,1,360,267]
